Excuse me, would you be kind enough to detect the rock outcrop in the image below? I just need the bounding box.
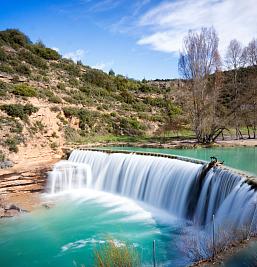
[0,159,58,217]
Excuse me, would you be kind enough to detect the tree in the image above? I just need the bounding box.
[109,69,115,76]
[245,38,257,66]
[178,27,222,143]
[244,39,257,138]
[225,39,245,70]
[225,39,246,139]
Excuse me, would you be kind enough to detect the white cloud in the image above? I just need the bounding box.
[137,0,257,53]
[92,62,106,70]
[63,49,86,62]
[92,61,114,71]
[52,47,60,52]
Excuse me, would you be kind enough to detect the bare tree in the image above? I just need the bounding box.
[225,39,245,70]
[225,39,246,139]
[178,27,222,143]
[245,38,257,66]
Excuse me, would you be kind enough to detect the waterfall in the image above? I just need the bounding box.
[48,150,257,230]
[48,160,92,194]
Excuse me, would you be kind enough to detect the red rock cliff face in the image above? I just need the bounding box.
[0,158,59,217]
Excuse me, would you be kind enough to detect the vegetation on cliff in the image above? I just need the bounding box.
[0,29,256,163]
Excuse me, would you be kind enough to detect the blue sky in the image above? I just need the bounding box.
[1,0,257,80]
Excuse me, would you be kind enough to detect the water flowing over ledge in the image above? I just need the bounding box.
[48,149,257,231]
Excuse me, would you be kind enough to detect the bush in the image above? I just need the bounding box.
[63,107,79,117]
[12,83,37,97]
[1,103,38,120]
[50,141,58,150]
[30,121,45,134]
[15,64,31,76]
[57,82,66,91]
[18,49,47,69]
[30,44,61,60]
[120,90,135,104]
[0,81,9,96]
[0,47,7,61]
[119,117,146,135]
[0,63,13,74]
[0,29,31,48]
[62,107,97,130]
[4,137,22,153]
[78,109,95,129]
[64,126,81,142]
[0,117,23,133]
[48,94,62,103]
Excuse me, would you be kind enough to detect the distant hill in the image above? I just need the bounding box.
[0,29,186,164]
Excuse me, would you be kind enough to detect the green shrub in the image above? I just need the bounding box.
[64,126,80,142]
[62,107,97,130]
[50,141,58,150]
[0,117,23,133]
[30,121,45,134]
[18,49,47,69]
[15,64,31,76]
[63,107,79,117]
[1,103,38,120]
[120,90,135,104]
[110,112,117,117]
[23,104,38,116]
[0,29,31,48]
[69,77,79,87]
[119,117,146,135]
[132,101,149,112]
[4,137,22,153]
[30,44,61,60]
[78,109,95,129]
[0,63,13,74]
[12,83,37,97]
[57,82,66,91]
[48,94,62,103]
[63,96,79,104]
[0,81,9,96]
[0,47,7,61]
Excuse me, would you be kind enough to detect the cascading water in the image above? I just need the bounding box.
[48,149,257,232]
[48,160,92,194]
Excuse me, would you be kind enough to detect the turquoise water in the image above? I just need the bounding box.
[0,190,187,267]
[105,147,257,176]
[1,147,256,267]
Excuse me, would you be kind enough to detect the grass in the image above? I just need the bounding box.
[94,240,141,267]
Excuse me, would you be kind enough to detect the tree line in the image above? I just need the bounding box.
[178,27,257,143]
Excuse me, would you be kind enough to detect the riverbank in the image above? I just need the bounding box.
[66,138,257,151]
[0,158,59,218]
[192,236,257,267]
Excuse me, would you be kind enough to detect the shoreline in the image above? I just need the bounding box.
[65,138,257,151]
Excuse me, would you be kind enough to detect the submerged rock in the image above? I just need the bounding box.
[0,203,28,218]
[0,160,14,169]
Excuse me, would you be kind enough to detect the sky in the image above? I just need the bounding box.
[1,0,257,80]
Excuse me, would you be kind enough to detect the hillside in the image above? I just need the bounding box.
[0,29,188,166]
[0,29,256,167]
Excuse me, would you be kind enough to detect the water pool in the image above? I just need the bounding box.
[0,190,188,267]
[105,146,257,176]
